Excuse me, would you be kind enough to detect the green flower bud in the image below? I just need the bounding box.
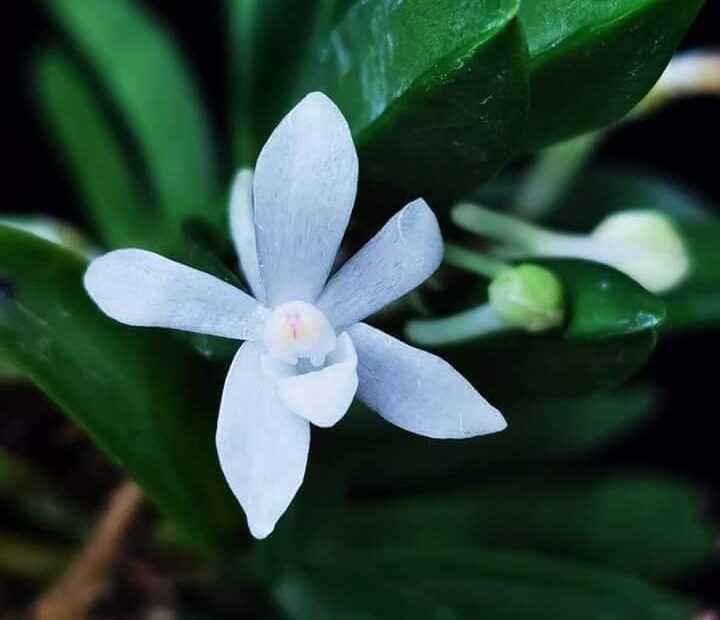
[488,264,564,333]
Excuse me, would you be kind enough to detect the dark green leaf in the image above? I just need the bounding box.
[0,227,241,552]
[299,0,529,208]
[274,569,452,620]
[44,0,220,230]
[548,259,665,339]
[519,0,706,149]
[326,473,715,581]
[324,387,655,488]
[294,547,695,620]
[226,0,341,163]
[664,222,720,330]
[34,51,154,250]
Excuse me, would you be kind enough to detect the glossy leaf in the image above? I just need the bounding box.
[420,259,663,398]
[519,0,706,149]
[292,548,694,620]
[325,387,655,488]
[299,0,529,207]
[34,51,153,250]
[44,0,220,230]
[326,473,715,581]
[0,227,240,552]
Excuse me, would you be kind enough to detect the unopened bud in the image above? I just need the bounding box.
[591,211,690,294]
[488,264,564,333]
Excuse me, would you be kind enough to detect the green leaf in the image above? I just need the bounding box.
[274,570,448,620]
[519,0,706,150]
[44,0,220,230]
[0,355,22,384]
[0,227,240,552]
[34,51,153,250]
[421,259,664,398]
[293,548,694,620]
[549,259,665,339]
[326,473,715,581]
[299,0,529,208]
[663,222,720,330]
[226,0,341,163]
[325,387,655,488]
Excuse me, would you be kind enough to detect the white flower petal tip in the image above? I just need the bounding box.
[591,211,691,293]
[318,198,444,328]
[84,249,267,339]
[253,90,358,305]
[349,323,507,439]
[262,332,358,428]
[216,342,310,540]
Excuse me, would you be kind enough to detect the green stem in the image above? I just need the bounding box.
[514,133,602,220]
[445,243,511,280]
[405,304,509,347]
[452,203,558,249]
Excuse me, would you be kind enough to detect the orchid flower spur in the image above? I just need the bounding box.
[83,93,506,538]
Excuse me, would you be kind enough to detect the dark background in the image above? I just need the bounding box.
[5,0,720,605]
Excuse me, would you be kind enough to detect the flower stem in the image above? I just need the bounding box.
[452,203,559,249]
[406,304,509,347]
[444,243,511,280]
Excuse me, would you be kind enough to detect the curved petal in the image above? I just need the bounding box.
[229,168,264,301]
[216,341,310,539]
[318,199,443,328]
[84,249,267,340]
[253,92,358,305]
[261,332,358,428]
[349,323,506,439]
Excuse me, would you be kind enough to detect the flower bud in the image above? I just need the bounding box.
[488,264,564,333]
[591,211,690,294]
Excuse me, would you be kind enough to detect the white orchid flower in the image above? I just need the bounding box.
[83,93,506,539]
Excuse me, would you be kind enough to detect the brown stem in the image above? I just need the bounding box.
[31,481,143,620]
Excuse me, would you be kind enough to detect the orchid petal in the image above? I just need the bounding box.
[262,332,358,428]
[229,168,264,301]
[349,323,506,439]
[253,92,358,304]
[216,341,310,539]
[318,199,443,327]
[84,249,267,339]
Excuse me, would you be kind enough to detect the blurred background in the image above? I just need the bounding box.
[3,1,720,617]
